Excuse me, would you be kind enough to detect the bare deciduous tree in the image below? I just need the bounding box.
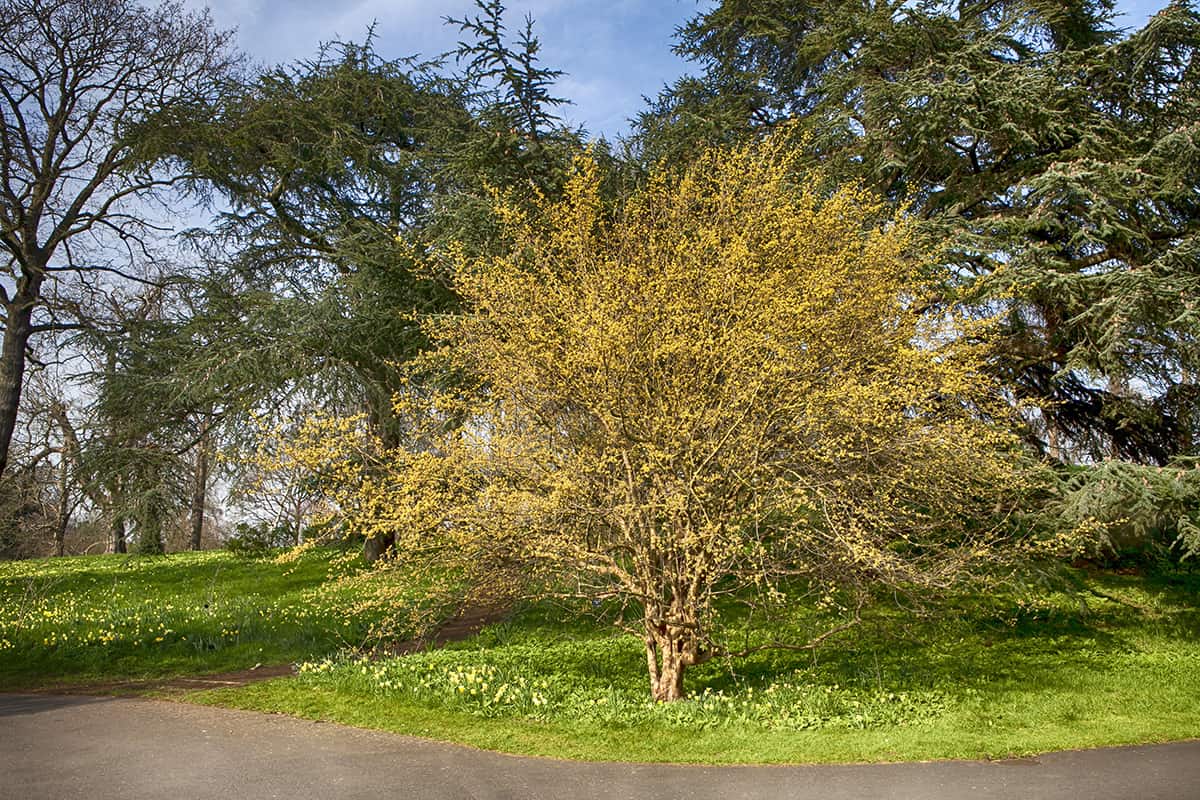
[0,0,237,476]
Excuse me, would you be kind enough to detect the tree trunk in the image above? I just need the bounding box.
[189,434,210,551]
[645,635,688,702]
[53,518,67,557]
[111,515,127,554]
[643,600,705,702]
[1106,376,1130,460]
[1046,423,1062,462]
[54,453,69,557]
[363,532,395,563]
[0,295,35,479]
[362,387,399,562]
[291,499,303,545]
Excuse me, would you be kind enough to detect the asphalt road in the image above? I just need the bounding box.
[2,693,1198,800]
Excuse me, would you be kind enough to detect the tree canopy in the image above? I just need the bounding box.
[138,12,585,558]
[0,0,237,478]
[640,0,1200,463]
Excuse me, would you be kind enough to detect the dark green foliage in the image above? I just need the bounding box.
[168,38,465,443]
[1044,459,1200,561]
[448,0,567,139]
[225,523,294,558]
[152,10,583,446]
[440,0,578,247]
[69,314,197,557]
[641,0,1200,463]
[87,3,592,562]
[432,0,585,260]
[97,11,586,563]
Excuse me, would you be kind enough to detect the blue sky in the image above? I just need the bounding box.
[185,0,1172,141]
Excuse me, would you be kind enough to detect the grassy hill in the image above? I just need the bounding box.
[2,550,1198,763]
[0,548,378,688]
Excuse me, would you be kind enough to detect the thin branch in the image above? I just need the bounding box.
[43,262,175,288]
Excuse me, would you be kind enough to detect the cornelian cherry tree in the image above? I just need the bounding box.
[297,132,1025,702]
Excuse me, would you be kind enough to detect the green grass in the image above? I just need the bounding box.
[0,547,385,688]
[3,550,1198,763]
[194,568,1200,764]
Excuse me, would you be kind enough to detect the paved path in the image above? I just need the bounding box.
[2,694,1197,800]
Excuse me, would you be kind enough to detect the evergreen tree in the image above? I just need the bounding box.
[164,9,582,446]
[144,6,583,558]
[641,0,1200,462]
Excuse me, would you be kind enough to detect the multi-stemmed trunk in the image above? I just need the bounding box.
[645,635,688,702]
[643,599,708,703]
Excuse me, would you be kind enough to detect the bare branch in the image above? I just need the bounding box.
[43,262,174,288]
[720,614,863,660]
[0,0,238,476]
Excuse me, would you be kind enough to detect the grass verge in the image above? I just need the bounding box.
[189,568,1200,764]
[4,551,1196,763]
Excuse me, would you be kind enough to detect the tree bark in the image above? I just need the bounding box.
[54,452,70,557]
[290,498,303,545]
[645,635,688,702]
[363,532,396,563]
[189,432,210,551]
[643,599,705,702]
[362,387,399,562]
[111,515,127,554]
[0,293,36,479]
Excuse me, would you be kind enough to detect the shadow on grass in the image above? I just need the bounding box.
[452,565,1200,709]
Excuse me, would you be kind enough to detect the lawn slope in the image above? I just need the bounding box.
[0,548,372,689]
[201,568,1200,763]
[3,552,1197,764]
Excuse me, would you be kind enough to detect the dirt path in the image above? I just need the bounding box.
[382,602,512,655]
[2,693,1198,800]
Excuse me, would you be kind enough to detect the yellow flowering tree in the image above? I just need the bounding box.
[299,131,1025,701]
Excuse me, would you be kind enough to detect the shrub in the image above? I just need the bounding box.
[225,522,294,558]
